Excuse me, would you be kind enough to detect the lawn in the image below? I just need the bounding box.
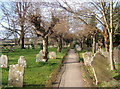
[1,47,68,89]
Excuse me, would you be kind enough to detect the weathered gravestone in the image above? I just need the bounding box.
[36,54,41,62]
[0,55,8,68]
[82,52,94,66]
[18,56,27,68]
[49,52,56,59]
[75,44,82,51]
[35,50,45,62]
[91,52,112,84]
[113,49,120,63]
[39,50,46,62]
[8,64,24,87]
[102,52,110,59]
[36,53,45,62]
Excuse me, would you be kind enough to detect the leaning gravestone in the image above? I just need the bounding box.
[49,52,56,59]
[18,56,27,68]
[8,64,24,87]
[91,52,112,84]
[75,44,82,51]
[82,52,94,66]
[0,55,8,68]
[113,49,120,63]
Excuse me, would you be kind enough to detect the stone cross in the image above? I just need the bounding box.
[18,56,27,68]
[0,55,8,68]
[8,64,24,87]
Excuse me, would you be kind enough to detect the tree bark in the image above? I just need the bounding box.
[20,26,25,49]
[103,26,109,52]
[92,35,96,53]
[42,37,48,62]
[57,38,62,52]
[109,0,116,70]
[109,32,115,70]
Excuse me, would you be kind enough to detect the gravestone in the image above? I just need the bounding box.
[39,50,46,62]
[8,64,24,87]
[91,52,112,84]
[36,54,41,62]
[0,55,8,68]
[82,52,94,66]
[49,52,56,59]
[113,49,120,63]
[102,52,110,59]
[35,50,46,62]
[75,44,82,51]
[18,56,26,68]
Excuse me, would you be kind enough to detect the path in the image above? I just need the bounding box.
[53,49,89,87]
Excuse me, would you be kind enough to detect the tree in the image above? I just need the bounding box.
[52,19,70,52]
[28,3,59,62]
[0,1,30,49]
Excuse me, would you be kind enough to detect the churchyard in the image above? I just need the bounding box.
[1,47,68,88]
[0,0,120,88]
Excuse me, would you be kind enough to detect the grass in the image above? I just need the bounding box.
[79,50,120,87]
[1,47,68,89]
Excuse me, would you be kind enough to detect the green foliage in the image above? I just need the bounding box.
[1,47,68,88]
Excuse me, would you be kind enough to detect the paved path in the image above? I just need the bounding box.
[54,49,88,87]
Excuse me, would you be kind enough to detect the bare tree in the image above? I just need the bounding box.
[0,1,30,49]
[28,3,59,62]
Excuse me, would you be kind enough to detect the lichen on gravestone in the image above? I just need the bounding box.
[82,52,94,66]
[49,52,56,59]
[0,55,8,68]
[18,56,27,68]
[8,64,24,87]
[91,52,113,84]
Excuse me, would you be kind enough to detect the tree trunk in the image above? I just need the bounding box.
[109,1,116,70]
[109,32,115,70]
[20,25,25,49]
[81,40,84,50]
[42,37,48,62]
[103,26,109,52]
[92,35,96,53]
[57,38,62,52]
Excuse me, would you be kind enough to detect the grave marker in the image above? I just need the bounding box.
[8,64,24,87]
[49,52,56,59]
[82,52,94,66]
[75,44,82,51]
[113,49,120,63]
[91,52,112,84]
[0,55,8,68]
[18,56,26,68]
